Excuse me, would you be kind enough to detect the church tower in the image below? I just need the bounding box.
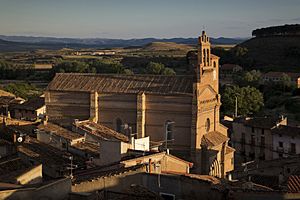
[191,31,232,177]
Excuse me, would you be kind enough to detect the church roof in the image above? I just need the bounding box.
[201,131,228,147]
[47,73,194,95]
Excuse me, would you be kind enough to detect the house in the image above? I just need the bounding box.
[45,31,234,178]
[17,137,86,178]
[0,157,42,185]
[11,97,46,121]
[263,72,300,88]
[272,125,300,159]
[230,116,300,166]
[0,139,16,158]
[219,64,243,79]
[73,119,150,166]
[0,89,24,116]
[37,121,85,151]
[121,151,193,174]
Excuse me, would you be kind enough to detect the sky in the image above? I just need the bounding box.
[0,0,299,39]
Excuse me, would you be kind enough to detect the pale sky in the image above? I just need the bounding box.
[0,0,299,38]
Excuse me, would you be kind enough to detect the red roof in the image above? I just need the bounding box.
[287,175,300,193]
[264,72,300,79]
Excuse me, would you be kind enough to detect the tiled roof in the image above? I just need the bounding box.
[287,175,300,193]
[235,116,284,129]
[271,125,300,137]
[0,157,30,176]
[225,146,235,154]
[12,97,45,111]
[221,64,242,70]
[0,89,15,97]
[47,73,194,95]
[263,72,300,79]
[18,137,85,167]
[71,142,99,156]
[38,122,84,141]
[201,131,228,147]
[74,120,129,142]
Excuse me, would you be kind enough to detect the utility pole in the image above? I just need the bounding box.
[235,96,238,118]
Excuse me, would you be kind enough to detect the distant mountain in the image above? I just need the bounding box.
[0,35,246,50]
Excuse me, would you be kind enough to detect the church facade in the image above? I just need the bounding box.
[45,31,234,178]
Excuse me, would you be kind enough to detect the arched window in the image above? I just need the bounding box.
[205,118,210,133]
[116,118,122,133]
[206,49,210,65]
[203,49,206,66]
[165,120,174,140]
[213,61,216,68]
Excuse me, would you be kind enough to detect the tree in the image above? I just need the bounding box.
[3,83,42,99]
[234,70,262,88]
[222,85,264,116]
[145,62,176,75]
[162,67,176,75]
[146,62,165,75]
[124,69,134,75]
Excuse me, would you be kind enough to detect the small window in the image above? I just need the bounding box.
[116,118,122,132]
[279,142,283,148]
[261,129,264,135]
[291,143,296,154]
[205,118,210,133]
[166,120,174,140]
[279,153,283,158]
[251,127,255,133]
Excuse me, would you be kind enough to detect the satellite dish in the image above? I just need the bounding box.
[17,136,23,143]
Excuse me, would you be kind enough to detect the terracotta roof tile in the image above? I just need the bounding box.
[74,120,129,142]
[47,73,194,95]
[37,122,84,141]
[287,175,300,193]
[201,131,228,147]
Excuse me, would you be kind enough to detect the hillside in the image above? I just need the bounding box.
[237,35,300,72]
[142,42,193,51]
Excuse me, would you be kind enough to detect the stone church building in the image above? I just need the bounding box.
[45,31,234,178]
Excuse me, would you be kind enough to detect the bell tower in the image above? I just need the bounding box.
[196,31,219,93]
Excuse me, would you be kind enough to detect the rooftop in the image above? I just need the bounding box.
[38,122,84,141]
[263,72,300,79]
[220,64,242,70]
[12,97,45,111]
[271,125,300,138]
[18,137,85,167]
[201,131,228,147]
[235,116,286,129]
[71,142,99,156]
[74,120,129,142]
[47,73,194,96]
[287,175,300,193]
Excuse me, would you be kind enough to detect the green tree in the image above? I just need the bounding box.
[124,69,134,75]
[3,83,41,99]
[234,70,262,88]
[222,85,264,116]
[146,62,165,75]
[162,67,176,75]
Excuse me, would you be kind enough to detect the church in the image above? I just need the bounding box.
[45,31,234,178]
